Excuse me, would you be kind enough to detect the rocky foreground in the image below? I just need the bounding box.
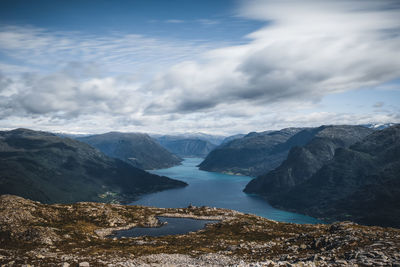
[1,195,400,267]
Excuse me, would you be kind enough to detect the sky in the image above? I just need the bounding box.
[0,0,399,135]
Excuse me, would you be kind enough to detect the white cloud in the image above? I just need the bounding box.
[0,1,400,134]
[197,19,220,26]
[145,0,400,115]
[0,25,224,76]
[3,65,148,119]
[165,19,185,24]
[373,102,385,108]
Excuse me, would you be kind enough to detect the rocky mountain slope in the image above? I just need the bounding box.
[1,195,399,266]
[77,132,182,170]
[220,133,246,145]
[155,135,217,158]
[167,132,226,146]
[0,129,186,204]
[264,124,400,228]
[198,127,318,176]
[244,125,373,195]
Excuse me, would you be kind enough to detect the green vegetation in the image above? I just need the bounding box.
[0,129,187,204]
[1,195,399,266]
[77,132,182,170]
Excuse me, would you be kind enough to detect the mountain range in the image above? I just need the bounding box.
[153,135,219,158]
[245,124,400,228]
[199,127,316,176]
[244,125,373,195]
[77,132,182,170]
[220,134,246,145]
[0,129,187,204]
[1,124,398,228]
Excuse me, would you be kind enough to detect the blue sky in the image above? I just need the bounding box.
[0,0,399,134]
[0,0,262,42]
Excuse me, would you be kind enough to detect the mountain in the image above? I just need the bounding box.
[244,125,373,195]
[220,134,246,145]
[0,128,187,204]
[77,132,182,170]
[154,135,218,158]
[198,127,314,176]
[153,132,226,145]
[55,132,91,138]
[264,124,400,228]
[173,133,226,146]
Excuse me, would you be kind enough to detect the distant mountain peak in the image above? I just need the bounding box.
[77,132,182,170]
[0,129,186,204]
[361,123,397,130]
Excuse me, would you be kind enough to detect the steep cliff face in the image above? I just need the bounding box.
[77,132,182,170]
[265,125,400,228]
[198,127,317,176]
[244,125,373,194]
[0,129,187,204]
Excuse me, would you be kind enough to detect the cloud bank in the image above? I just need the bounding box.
[0,0,399,134]
[147,0,400,114]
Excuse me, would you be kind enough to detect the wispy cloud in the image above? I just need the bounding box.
[0,0,400,134]
[373,102,385,108]
[197,19,220,25]
[0,25,230,131]
[144,0,400,114]
[0,25,225,75]
[165,19,185,24]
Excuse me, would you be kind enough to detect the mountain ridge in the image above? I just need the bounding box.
[198,127,315,176]
[264,124,400,228]
[0,128,187,204]
[244,125,374,195]
[154,135,218,158]
[77,132,182,170]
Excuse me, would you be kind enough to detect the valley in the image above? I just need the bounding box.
[0,129,187,204]
[133,158,321,224]
[2,0,400,265]
[0,124,399,266]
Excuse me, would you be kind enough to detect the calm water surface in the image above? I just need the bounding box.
[131,158,322,224]
[110,217,219,238]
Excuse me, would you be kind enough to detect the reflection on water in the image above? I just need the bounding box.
[131,158,323,224]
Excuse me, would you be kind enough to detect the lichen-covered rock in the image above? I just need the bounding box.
[1,195,399,266]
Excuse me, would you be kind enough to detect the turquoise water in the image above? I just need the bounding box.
[110,217,219,238]
[131,158,322,224]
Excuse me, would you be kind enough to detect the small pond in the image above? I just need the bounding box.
[110,217,220,238]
